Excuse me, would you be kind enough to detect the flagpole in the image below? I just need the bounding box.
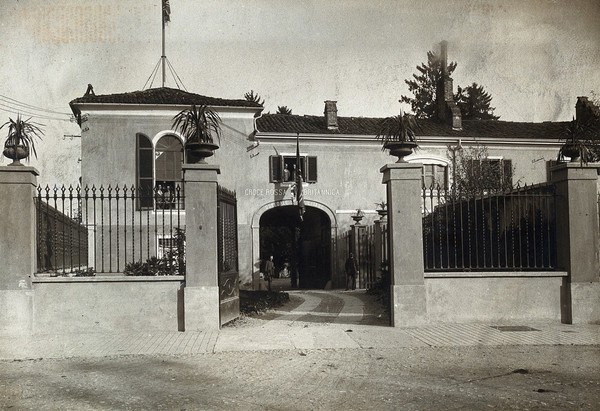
[161,4,166,88]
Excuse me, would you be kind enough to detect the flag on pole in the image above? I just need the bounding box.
[163,0,171,23]
[295,132,305,221]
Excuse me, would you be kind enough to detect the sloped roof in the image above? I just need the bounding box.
[70,87,262,108]
[256,113,570,140]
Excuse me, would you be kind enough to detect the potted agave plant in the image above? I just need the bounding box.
[1,115,44,166]
[558,116,599,163]
[375,201,387,219]
[172,104,222,164]
[376,108,419,163]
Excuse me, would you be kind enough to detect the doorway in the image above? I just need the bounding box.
[259,205,331,289]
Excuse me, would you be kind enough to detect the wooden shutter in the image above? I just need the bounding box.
[269,155,283,182]
[137,134,153,208]
[503,159,513,187]
[306,156,318,183]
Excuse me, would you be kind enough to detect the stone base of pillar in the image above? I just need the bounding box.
[391,285,428,327]
[184,286,220,331]
[571,283,600,324]
[0,290,33,335]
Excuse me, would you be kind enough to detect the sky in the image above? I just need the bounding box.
[1,0,599,181]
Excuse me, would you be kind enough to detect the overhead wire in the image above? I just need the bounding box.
[0,95,72,116]
[0,102,71,122]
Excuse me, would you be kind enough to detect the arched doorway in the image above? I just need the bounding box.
[259,205,332,289]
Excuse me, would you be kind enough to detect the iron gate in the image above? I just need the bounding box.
[217,185,239,326]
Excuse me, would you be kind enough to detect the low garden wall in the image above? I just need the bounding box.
[31,276,184,334]
[424,271,567,323]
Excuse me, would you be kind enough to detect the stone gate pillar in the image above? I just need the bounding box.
[551,162,600,324]
[0,166,38,334]
[381,163,427,326]
[182,164,220,330]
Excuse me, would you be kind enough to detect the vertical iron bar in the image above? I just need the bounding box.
[61,186,66,273]
[108,186,112,273]
[444,187,450,269]
[436,187,442,269]
[139,186,143,262]
[147,187,151,261]
[100,186,105,273]
[123,186,128,271]
[473,194,479,269]
[422,187,428,269]
[116,186,120,272]
[495,191,500,268]
[68,185,73,271]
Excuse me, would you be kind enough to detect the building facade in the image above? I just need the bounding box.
[69,86,579,289]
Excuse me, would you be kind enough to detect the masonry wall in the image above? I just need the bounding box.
[31,277,184,334]
[424,273,566,323]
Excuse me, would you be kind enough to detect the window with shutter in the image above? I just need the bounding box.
[269,155,283,182]
[306,156,318,182]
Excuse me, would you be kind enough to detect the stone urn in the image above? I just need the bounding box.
[560,143,581,162]
[185,142,219,164]
[2,144,29,166]
[384,141,418,163]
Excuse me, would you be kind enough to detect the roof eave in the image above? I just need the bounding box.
[255,132,564,147]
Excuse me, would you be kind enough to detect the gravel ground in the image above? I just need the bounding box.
[1,345,599,410]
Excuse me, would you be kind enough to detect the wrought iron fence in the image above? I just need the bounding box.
[422,183,557,271]
[35,184,185,275]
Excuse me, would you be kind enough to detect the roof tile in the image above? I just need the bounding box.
[70,87,262,108]
[256,114,569,140]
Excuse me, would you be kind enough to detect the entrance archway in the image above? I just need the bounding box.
[251,200,337,290]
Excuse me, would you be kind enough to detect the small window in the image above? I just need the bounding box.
[465,158,513,191]
[422,164,448,189]
[269,155,317,183]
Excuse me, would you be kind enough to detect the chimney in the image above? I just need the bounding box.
[436,40,462,130]
[324,100,338,131]
[440,40,448,77]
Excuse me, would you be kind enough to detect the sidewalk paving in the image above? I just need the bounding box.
[1,321,598,361]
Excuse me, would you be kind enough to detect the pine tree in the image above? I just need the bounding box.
[400,50,457,119]
[455,83,499,120]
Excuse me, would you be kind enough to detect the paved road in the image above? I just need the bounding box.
[1,289,599,410]
[1,290,599,360]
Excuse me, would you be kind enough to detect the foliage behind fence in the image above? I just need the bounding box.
[422,183,557,271]
[35,195,88,273]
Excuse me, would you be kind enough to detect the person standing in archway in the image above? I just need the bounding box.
[265,255,275,291]
[345,253,359,291]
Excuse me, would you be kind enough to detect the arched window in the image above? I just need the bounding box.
[407,154,450,189]
[155,135,184,191]
[136,133,184,209]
